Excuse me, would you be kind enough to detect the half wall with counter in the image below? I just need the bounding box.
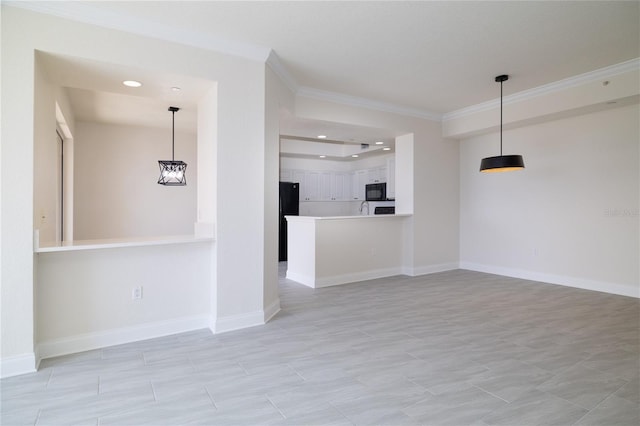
[286,214,411,288]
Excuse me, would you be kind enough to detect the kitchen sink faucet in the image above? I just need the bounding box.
[359,201,369,215]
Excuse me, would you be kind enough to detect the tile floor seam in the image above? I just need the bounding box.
[265,393,288,420]
[203,385,217,410]
[150,381,158,402]
[327,400,355,425]
[32,408,41,426]
[472,384,511,404]
[538,387,602,413]
[576,357,636,379]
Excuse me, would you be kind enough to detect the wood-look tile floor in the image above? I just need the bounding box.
[2,267,638,425]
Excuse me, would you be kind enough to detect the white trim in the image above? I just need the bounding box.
[443,58,640,121]
[36,315,210,361]
[266,51,298,94]
[297,86,442,122]
[0,353,37,379]
[298,267,404,289]
[286,270,316,287]
[402,262,460,277]
[263,298,281,323]
[4,1,270,62]
[459,262,639,299]
[212,310,265,334]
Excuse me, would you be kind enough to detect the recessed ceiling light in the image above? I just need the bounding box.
[383,147,391,151]
[351,154,359,158]
[375,141,384,145]
[171,86,181,92]
[122,80,142,88]
[317,135,327,139]
[319,155,326,158]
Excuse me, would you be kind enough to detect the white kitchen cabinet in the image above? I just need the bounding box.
[304,171,321,201]
[367,167,387,184]
[352,170,368,200]
[333,172,351,201]
[320,172,333,201]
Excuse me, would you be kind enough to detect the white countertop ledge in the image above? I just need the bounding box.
[285,214,412,221]
[36,234,214,253]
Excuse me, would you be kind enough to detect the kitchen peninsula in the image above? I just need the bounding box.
[285,213,411,288]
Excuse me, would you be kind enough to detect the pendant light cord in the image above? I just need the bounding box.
[500,78,503,156]
[172,109,175,161]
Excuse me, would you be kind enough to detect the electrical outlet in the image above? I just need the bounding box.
[132,286,143,300]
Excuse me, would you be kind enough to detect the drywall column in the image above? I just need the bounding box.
[395,134,415,273]
[212,62,268,333]
[1,10,37,376]
[197,86,218,327]
[263,66,282,322]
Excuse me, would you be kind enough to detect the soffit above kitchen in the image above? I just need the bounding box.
[279,112,398,161]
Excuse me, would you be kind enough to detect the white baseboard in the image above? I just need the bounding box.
[460,262,640,299]
[264,298,281,323]
[211,310,265,334]
[402,262,460,277]
[314,267,404,288]
[0,353,37,378]
[286,270,315,287]
[36,315,210,361]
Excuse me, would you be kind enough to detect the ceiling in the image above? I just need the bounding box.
[27,1,639,150]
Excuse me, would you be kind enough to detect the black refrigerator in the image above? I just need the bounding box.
[279,182,299,261]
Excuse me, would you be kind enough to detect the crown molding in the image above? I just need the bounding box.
[443,58,640,121]
[4,1,271,62]
[7,2,637,124]
[266,51,299,94]
[297,86,442,122]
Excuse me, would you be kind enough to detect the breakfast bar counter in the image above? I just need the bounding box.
[285,214,411,288]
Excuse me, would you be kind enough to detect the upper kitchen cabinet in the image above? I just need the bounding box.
[351,170,368,200]
[367,167,387,184]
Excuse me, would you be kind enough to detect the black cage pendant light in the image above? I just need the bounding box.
[479,75,525,173]
[158,106,187,186]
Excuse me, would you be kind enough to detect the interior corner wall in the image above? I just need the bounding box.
[1,6,36,368]
[264,66,287,318]
[459,103,640,297]
[73,122,197,240]
[33,55,59,245]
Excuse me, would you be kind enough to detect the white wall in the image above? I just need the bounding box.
[73,122,197,240]
[1,5,272,376]
[460,104,639,297]
[36,242,212,359]
[33,56,59,244]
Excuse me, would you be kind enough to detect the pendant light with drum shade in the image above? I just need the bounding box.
[479,75,525,173]
[158,106,187,186]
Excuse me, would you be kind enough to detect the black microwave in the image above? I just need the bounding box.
[365,183,387,201]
